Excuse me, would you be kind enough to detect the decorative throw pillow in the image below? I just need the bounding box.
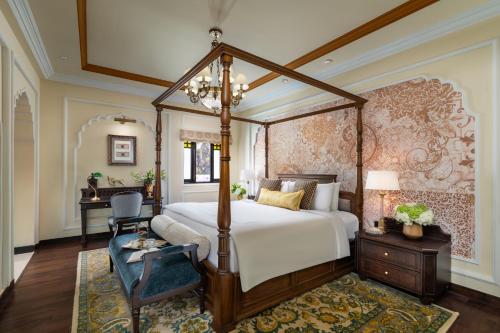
[311,182,335,211]
[257,188,305,211]
[294,179,319,210]
[330,182,342,211]
[256,178,282,200]
[280,181,296,193]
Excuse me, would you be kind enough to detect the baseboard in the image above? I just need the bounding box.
[0,280,15,316]
[38,232,111,246]
[449,282,500,306]
[14,245,36,254]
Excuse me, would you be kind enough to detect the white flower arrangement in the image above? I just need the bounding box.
[231,183,247,197]
[394,202,434,226]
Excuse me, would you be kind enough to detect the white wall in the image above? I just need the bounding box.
[0,2,40,295]
[240,17,500,297]
[40,80,242,240]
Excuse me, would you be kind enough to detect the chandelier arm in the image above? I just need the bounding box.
[190,95,200,104]
[185,28,247,112]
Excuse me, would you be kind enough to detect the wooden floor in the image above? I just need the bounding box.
[1,238,500,333]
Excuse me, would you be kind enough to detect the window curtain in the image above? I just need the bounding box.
[180,129,232,144]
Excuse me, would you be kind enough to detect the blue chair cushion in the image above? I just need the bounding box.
[108,233,201,299]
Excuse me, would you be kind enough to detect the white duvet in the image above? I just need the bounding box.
[160,200,350,292]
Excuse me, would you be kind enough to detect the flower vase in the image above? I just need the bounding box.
[237,194,243,200]
[403,224,423,239]
[145,183,154,198]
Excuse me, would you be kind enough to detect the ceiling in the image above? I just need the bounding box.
[19,0,495,112]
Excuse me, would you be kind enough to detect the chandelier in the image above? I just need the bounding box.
[184,27,248,113]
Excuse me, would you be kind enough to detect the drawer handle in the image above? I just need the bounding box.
[384,252,389,256]
[384,271,389,275]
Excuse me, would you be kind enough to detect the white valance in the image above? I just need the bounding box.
[180,129,232,144]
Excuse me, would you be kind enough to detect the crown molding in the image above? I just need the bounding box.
[11,0,500,112]
[50,72,188,104]
[7,0,54,78]
[248,40,494,121]
[239,1,500,111]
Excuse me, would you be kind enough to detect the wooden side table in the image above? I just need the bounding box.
[356,218,451,304]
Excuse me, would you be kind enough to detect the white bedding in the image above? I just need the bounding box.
[157,200,356,292]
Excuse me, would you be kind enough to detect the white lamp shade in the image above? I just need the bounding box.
[240,169,255,181]
[365,170,400,191]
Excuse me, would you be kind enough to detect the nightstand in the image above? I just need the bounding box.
[356,218,451,304]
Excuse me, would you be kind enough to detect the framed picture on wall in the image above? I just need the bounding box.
[108,135,137,165]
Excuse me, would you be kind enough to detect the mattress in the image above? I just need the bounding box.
[161,200,358,273]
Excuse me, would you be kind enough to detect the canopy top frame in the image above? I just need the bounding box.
[152,42,367,124]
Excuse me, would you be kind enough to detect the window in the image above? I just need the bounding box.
[184,141,220,183]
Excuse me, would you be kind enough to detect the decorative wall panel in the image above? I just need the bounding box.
[255,78,475,259]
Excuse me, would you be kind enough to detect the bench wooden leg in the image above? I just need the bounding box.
[109,255,113,273]
[132,307,140,333]
[199,286,205,314]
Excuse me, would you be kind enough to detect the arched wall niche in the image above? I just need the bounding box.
[62,98,164,234]
[255,77,477,262]
[13,91,36,248]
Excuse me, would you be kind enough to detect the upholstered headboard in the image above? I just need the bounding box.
[276,173,359,221]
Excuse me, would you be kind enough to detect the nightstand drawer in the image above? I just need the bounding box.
[360,258,422,293]
[361,240,421,271]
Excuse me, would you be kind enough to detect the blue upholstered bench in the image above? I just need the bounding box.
[108,233,206,333]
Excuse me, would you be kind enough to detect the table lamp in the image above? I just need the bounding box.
[240,169,255,197]
[365,170,400,232]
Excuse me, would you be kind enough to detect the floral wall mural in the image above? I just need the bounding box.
[254,78,476,260]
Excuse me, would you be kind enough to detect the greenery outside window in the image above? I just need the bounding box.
[184,141,220,183]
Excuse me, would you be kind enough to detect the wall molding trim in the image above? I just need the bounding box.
[493,38,500,285]
[252,40,498,288]
[452,266,496,285]
[62,97,169,232]
[51,73,163,99]
[7,0,54,78]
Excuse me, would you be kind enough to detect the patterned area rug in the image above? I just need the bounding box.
[72,248,458,332]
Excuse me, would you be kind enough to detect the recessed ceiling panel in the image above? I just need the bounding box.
[85,0,404,82]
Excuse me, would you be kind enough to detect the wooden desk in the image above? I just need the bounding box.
[79,186,158,247]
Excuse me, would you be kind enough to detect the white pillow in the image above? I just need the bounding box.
[151,215,210,260]
[330,182,341,211]
[280,181,296,193]
[311,183,335,211]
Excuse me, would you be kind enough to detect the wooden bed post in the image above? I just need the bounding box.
[264,123,269,178]
[355,104,364,228]
[153,105,162,216]
[212,53,235,333]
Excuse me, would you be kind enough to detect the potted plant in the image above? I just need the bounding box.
[131,169,166,198]
[393,203,434,239]
[231,183,247,200]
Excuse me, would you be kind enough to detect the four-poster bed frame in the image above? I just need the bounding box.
[151,42,367,332]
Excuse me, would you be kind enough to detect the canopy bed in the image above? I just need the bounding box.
[150,42,367,332]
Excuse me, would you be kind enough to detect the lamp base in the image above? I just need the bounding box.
[378,216,386,233]
[91,196,100,201]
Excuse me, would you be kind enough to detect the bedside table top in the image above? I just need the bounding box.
[359,230,450,253]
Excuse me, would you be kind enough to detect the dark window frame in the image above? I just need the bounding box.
[184,141,220,184]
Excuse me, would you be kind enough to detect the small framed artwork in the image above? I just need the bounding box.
[108,135,137,165]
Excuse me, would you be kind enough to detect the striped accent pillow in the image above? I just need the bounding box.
[294,180,319,210]
[256,178,282,201]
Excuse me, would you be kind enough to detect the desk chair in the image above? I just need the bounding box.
[108,191,152,237]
